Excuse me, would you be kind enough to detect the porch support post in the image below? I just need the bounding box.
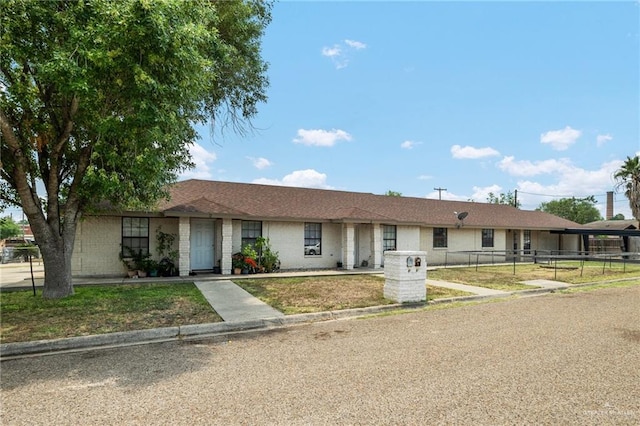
[343,223,355,270]
[372,224,382,269]
[519,230,525,261]
[221,218,233,274]
[178,217,190,277]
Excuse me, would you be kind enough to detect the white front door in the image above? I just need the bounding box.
[191,220,214,270]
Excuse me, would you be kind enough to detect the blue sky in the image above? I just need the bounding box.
[183,0,639,220]
[3,1,637,222]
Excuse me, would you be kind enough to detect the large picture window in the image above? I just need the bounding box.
[482,229,494,248]
[433,228,447,248]
[304,223,322,255]
[122,217,149,256]
[383,225,397,252]
[242,221,262,248]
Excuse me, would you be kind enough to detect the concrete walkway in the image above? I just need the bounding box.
[194,280,284,322]
[521,279,569,290]
[426,279,509,296]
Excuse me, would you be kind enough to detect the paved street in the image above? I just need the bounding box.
[0,263,44,288]
[2,285,639,425]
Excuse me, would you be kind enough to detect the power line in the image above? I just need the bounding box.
[433,187,447,200]
[516,190,618,199]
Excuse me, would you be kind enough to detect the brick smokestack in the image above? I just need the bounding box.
[606,191,613,220]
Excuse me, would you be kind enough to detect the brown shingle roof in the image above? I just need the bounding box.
[582,219,638,230]
[157,179,581,230]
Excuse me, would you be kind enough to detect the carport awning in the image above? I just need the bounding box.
[550,228,640,253]
[550,228,640,237]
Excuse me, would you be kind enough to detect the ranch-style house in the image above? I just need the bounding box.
[71,179,584,277]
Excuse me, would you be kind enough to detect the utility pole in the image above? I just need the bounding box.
[434,187,447,200]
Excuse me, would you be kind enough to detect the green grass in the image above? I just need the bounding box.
[428,261,640,288]
[3,262,637,344]
[0,282,222,344]
[234,275,473,314]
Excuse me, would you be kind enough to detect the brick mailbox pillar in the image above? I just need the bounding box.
[384,251,427,303]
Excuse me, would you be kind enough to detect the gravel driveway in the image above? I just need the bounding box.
[2,286,639,425]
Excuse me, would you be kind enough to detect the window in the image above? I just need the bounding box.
[122,217,149,256]
[241,221,262,248]
[433,228,448,248]
[304,223,322,255]
[482,229,494,248]
[523,230,531,254]
[383,225,397,251]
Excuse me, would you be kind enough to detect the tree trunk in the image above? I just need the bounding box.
[39,234,75,299]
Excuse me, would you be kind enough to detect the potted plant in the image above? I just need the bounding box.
[156,227,178,276]
[241,244,258,274]
[244,257,258,274]
[232,252,245,274]
[122,246,151,278]
[255,236,280,273]
[145,259,160,277]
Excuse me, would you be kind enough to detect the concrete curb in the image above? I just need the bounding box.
[1,281,631,359]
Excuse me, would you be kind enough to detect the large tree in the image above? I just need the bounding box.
[613,155,640,227]
[0,0,271,298]
[536,196,602,224]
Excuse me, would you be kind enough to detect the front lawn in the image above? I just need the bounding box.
[0,282,222,344]
[234,275,472,314]
[428,261,640,288]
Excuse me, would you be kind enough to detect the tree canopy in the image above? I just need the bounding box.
[486,191,520,208]
[0,0,272,298]
[536,196,602,224]
[613,155,640,225]
[0,216,21,240]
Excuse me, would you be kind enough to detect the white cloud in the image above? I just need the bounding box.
[451,144,500,159]
[471,184,503,202]
[293,128,352,147]
[596,134,613,147]
[540,126,581,150]
[253,169,332,189]
[322,39,366,69]
[248,157,272,170]
[180,143,217,179]
[418,174,433,180]
[401,140,421,150]
[512,159,631,216]
[498,156,573,177]
[321,45,341,58]
[344,39,367,49]
[425,190,467,202]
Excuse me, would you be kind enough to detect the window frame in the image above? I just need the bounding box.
[304,223,322,256]
[121,217,150,257]
[241,221,262,249]
[383,225,397,252]
[481,229,494,248]
[433,227,448,248]
[523,230,531,254]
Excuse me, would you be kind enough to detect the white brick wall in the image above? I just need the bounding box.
[72,216,179,277]
[72,214,580,277]
[178,217,190,276]
[383,251,427,303]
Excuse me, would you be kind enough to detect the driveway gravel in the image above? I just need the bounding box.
[1,286,639,425]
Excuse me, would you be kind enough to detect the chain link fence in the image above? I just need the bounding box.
[0,245,41,264]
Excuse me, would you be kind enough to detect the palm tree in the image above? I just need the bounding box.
[614,155,640,227]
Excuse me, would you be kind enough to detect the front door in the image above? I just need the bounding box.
[191,220,214,270]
